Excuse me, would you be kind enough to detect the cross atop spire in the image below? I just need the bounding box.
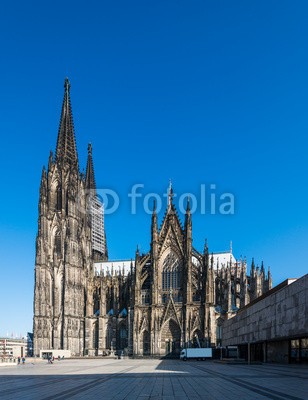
[55,78,79,169]
[85,143,96,190]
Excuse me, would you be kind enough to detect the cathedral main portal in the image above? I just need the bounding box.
[161,319,181,356]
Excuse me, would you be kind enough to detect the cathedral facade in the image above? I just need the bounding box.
[33,80,272,357]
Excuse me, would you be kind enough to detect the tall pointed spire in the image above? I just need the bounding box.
[48,150,53,171]
[204,238,208,255]
[85,143,96,190]
[186,196,191,213]
[168,179,174,206]
[39,166,47,199]
[151,199,158,254]
[251,257,255,271]
[261,260,265,274]
[153,198,157,213]
[151,199,158,233]
[55,78,79,169]
[184,196,192,231]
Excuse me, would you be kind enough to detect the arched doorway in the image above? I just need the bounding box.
[161,319,181,356]
[118,323,128,351]
[106,323,113,350]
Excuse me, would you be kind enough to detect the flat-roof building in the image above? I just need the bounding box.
[222,274,308,363]
[0,337,28,359]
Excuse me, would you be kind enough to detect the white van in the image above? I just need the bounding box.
[180,348,212,361]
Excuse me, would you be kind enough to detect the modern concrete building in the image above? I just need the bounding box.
[222,274,308,363]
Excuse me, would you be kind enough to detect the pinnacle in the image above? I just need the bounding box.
[55,78,79,169]
[64,77,70,92]
[85,142,96,190]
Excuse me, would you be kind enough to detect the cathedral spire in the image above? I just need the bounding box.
[48,150,53,171]
[151,199,158,238]
[251,257,255,271]
[184,196,192,231]
[39,166,47,200]
[153,198,157,213]
[85,143,96,190]
[204,238,208,255]
[55,78,79,169]
[136,244,140,259]
[186,196,191,213]
[168,179,174,207]
[261,260,265,274]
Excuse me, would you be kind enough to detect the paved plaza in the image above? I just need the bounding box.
[0,358,307,400]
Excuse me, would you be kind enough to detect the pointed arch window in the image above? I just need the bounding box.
[56,186,62,211]
[92,320,99,353]
[54,232,61,256]
[162,253,181,290]
[141,290,150,305]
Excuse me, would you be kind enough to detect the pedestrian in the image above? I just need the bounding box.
[22,357,25,365]
[17,356,20,365]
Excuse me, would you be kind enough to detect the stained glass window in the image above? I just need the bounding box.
[162,253,181,290]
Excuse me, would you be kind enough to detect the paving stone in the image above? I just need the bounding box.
[0,359,307,400]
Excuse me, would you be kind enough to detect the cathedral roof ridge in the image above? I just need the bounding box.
[94,259,135,264]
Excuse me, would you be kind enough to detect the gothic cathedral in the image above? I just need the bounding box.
[33,80,272,357]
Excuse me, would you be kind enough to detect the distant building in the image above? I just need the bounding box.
[222,274,308,363]
[0,337,27,358]
[33,79,272,357]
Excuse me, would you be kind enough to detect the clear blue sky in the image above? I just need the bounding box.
[0,0,308,336]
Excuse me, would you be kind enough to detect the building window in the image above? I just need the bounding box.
[193,292,200,302]
[56,186,62,211]
[301,338,308,361]
[162,253,181,290]
[54,233,61,256]
[92,321,99,352]
[141,290,150,305]
[119,326,128,350]
[216,324,222,346]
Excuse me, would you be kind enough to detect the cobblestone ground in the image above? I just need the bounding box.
[0,358,307,399]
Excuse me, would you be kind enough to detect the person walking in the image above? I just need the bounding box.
[17,356,20,365]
